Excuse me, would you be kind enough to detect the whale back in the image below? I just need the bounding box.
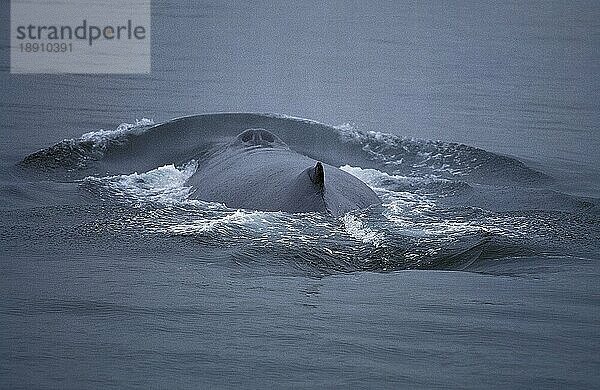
[187,128,380,216]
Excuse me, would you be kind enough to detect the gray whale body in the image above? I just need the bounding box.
[187,128,381,217]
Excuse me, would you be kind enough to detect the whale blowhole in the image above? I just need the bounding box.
[235,128,287,149]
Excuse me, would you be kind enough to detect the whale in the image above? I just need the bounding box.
[186,128,381,216]
[20,113,382,216]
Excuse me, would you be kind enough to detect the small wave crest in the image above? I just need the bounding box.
[82,160,198,204]
[342,214,385,247]
[21,118,155,170]
[80,118,155,145]
[340,164,438,218]
[335,122,549,184]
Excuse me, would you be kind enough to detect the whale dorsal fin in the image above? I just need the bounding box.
[308,161,324,191]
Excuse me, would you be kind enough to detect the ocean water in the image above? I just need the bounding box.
[1,1,599,388]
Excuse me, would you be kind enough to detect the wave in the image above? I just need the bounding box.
[21,113,549,187]
[21,118,155,171]
[82,160,198,204]
[76,157,598,275]
[14,113,598,275]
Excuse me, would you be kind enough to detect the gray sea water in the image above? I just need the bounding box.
[1,1,599,388]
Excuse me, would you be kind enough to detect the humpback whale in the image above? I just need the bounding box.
[186,128,381,217]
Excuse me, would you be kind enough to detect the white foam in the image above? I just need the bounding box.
[335,123,473,176]
[340,165,436,210]
[84,160,198,204]
[335,123,400,147]
[340,165,443,188]
[84,159,280,234]
[159,209,270,235]
[338,165,445,238]
[79,118,154,146]
[342,214,384,247]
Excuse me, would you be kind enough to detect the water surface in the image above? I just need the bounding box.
[1,1,599,388]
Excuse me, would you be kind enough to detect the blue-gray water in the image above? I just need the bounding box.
[1,1,599,388]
